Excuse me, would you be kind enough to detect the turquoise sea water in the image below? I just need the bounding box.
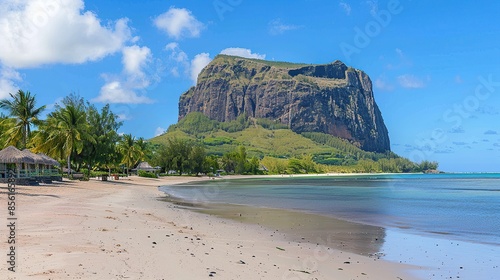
[161,173,500,246]
[160,173,500,279]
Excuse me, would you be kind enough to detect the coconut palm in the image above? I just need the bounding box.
[0,90,46,148]
[135,137,148,162]
[117,134,140,175]
[33,104,94,176]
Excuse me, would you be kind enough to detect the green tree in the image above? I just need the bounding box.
[300,154,317,173]
[169,138,193,175]
[221,146,248,174]
[287,158,304,174]
[221,152,237,173]
[82,104,123,175]
[235,146,247,174]
[247,157,260,174]
[154,138,195,175]
[358,159,377,173]
[203,155,220,175]
[117,134,140,175]
[151,144,171,173]
[418,160,439,172]
[33,103,94,175]
[0,90,46,148]
[190,145,206,175]
[0,114,13,148]
[135,138,149,163]
[261,156,287,174]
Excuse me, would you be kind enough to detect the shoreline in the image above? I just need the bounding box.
[162,174,500,279]
[0,175,420,279]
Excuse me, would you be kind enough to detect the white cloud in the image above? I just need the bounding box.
[165,42,189,77]
[122,45,151,78]
[94,80,153,104]
[0,66,21,99]
[166,43,189,63]
[155,127,166,137]
[269,18,299,35]
[0,0,131,68]
[190,53,212,83]
[220,48,266,60]
[339,1,352,15]
[455,75,463,84]
[398,74,426,89]
[154,7,204,39]
[93,45,156,104]
[164,44,213,83]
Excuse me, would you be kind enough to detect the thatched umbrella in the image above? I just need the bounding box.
[0,146,35,178]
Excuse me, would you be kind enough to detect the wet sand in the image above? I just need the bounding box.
[181,202,387,256]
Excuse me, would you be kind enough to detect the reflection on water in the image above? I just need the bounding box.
[160,174,500,279]
[160,174,500,246]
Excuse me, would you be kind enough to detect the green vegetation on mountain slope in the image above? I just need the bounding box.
[150,112,436,173]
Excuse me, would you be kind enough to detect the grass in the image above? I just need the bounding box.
[215,54,312,69]
[150,120,338,159]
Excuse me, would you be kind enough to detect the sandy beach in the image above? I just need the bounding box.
[1,176,419,279]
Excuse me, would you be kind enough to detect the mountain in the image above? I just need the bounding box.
[178,55,390,153]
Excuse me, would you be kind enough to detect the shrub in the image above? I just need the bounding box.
[138,170,158,178]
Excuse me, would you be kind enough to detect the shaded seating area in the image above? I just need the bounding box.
[0,146,61,185]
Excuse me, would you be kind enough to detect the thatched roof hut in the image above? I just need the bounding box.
[132,161,157,172]
[22,149,51,165]
[38,153,60,167]
[0,146,35,164]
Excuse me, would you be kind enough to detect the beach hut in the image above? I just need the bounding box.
[132,162,157,173]
[0,146,36,179]
[38,153,61,171]
[22,149,47,176]
[20,149,61,182]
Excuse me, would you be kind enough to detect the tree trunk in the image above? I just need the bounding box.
[67,155,71,177]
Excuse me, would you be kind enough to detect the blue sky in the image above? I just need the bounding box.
[1,0,499,172]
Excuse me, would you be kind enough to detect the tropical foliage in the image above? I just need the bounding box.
[152,138,207,175]
[0,90,46,148]
[31,95,95,174]
[0,91,438,177]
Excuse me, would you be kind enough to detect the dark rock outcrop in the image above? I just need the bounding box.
[178,55,390,152]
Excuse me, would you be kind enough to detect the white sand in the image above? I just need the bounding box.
[1,176,419,279]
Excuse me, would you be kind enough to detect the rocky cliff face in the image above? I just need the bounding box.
[178,55,390,152]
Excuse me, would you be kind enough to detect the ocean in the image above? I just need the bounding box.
[159,173,500,279]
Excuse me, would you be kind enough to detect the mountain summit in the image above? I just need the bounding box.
[178,55,390,152]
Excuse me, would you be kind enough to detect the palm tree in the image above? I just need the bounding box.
[135,137,148,163]
[0,90,46,148]
[33,104,94,176]
[117,134,140,175]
